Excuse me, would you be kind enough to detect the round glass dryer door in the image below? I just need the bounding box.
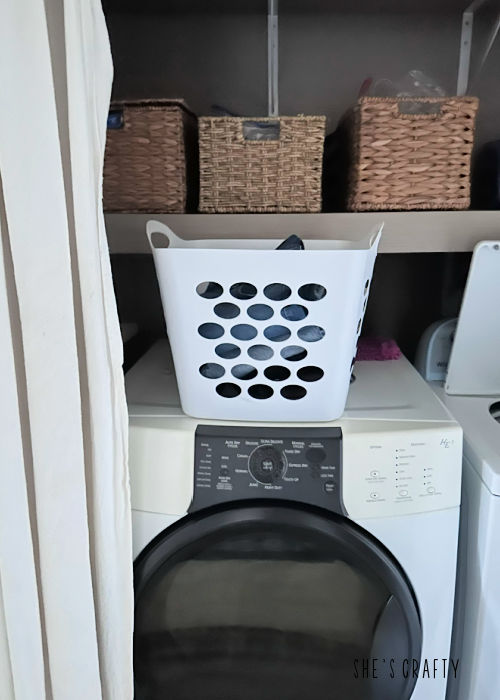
[134,503,421,700]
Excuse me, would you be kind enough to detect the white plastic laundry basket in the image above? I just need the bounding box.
[147,220,382,421]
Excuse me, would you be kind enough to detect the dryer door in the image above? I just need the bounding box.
[134,503,421,700]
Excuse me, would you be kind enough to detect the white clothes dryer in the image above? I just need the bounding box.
[432,386,500,700]
[127,340,462,700]
[420,241,500,700]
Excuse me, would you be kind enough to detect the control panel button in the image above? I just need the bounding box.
[399,489,409,497]
[324,480,336,494]
[427,486,435,494]
[370,492,380,500]
[310,464,321,479]
[248,445,287,484]
[370,470,380,478]
[306,447,326,464]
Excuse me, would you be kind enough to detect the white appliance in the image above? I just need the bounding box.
[127,340,462,700]
[415,319,458,382]
[420,241,500,700]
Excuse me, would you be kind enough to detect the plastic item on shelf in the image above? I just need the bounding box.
[147,219,382,422]
[366,70,447,114]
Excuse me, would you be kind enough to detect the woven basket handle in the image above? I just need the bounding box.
[146,220,184,250]
[241,119,282,142]
[395,100,444,118]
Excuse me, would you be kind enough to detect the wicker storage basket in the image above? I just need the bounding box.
[198,116,326,213]
[103,100,198,213]
[347,96,478,211]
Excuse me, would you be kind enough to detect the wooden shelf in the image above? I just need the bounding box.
[105,211,500,255]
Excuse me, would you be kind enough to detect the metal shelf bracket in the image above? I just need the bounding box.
[268,0,279,116]
[457,0,500,95]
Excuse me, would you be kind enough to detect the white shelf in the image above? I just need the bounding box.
[105,211,500,254]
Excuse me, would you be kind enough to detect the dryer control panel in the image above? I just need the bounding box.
[189,425,344,514]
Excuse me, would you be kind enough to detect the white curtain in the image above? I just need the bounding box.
[0,1,133,698]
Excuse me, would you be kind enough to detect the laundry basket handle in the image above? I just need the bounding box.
[146,220,185,250]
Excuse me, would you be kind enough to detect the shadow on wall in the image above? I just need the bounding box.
[362,252,471,361]
[111,254,165,370]
[110,251,472,368]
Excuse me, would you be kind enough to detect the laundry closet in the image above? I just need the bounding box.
[5,3,500,699]
[103,3,500,700]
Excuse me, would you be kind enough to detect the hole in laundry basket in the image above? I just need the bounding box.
[357,318,362,334]
[298,284,327,301]
[297,325,325,343]
[281,385,307,400]
[248,384,274,400]
[363,298,368,312]
[248,304,274,321]
[231,324,258,341]
[230,282,257,300]
[281,345,308,362]
[248,345,274,361]
[264,325,291,342]
[264,283,291,301]
[281,304,308,322]
[196,281,223,299]
[215,343,241,360]
[297,366,324,382]
[264,365,291,382]
[216,383,241,398]
[199,363,225,379]
[231,364,258,380]
[364,279,370,294]
[198,323,224,339]
[490,401,500,424]
[214,302,240,319]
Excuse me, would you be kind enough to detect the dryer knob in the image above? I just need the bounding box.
[248,445,286,485]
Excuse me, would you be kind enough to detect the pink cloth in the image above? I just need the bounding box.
[356,337,401,361]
